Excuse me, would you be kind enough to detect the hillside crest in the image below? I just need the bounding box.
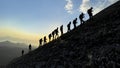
[8,1,120,68]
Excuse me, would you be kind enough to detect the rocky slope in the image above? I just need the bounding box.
[8,1,120,68]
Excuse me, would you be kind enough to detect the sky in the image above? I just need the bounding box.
[0,0,118,47]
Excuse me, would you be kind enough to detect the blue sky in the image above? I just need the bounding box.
[0,0,118,46]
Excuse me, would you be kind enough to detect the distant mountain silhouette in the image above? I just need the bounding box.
[0,41,28,66]
[8,1,120,68]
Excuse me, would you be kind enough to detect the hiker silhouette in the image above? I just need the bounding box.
[73,18,77,28]
[87,7,93,20]
[48,34,52,42]
[22,50,24,56]
[39,38,43,46]
[52,31,55,40]
[44,36,47,44]
[29,44,32,52]
[79,13,85,24]
[67,22,71,32]
[55,27,59,39]
[60,25,63,35]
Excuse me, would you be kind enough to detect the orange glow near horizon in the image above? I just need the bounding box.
[0,28,44,47]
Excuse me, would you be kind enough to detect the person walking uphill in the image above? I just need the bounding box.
[79,13,85,24]
[22,50,24,56]
[44,36,47,44]
[48,34,52,42]
[67,22,71,32]
[60,25,63,35]
[39,38,43,46]
[29,44,32,52]
[87,7,93,20]
[55,27,59,39]
[52,31,55,40]
[73,18,77,29]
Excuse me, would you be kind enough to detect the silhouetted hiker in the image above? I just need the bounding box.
[44,36,47,44]
[79,13,85,24]
[39,38,43,46]
[60,25,63,35]
[67,22,71,32]
[73,18,77,28]
[55,27,59,39]
[48,34,52,42]
[29,44,32,52]
[52,31,55,40]
[22,50,24,56]
[87,7,93,20]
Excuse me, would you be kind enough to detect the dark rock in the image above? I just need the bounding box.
[7,1,120,68]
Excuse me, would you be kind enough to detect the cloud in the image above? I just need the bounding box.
[79,0,118,14]
[79,0,91,14]
[64,0,73,14]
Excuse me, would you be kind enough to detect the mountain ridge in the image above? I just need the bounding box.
[8,1,120,68]
[0,41,29,66]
